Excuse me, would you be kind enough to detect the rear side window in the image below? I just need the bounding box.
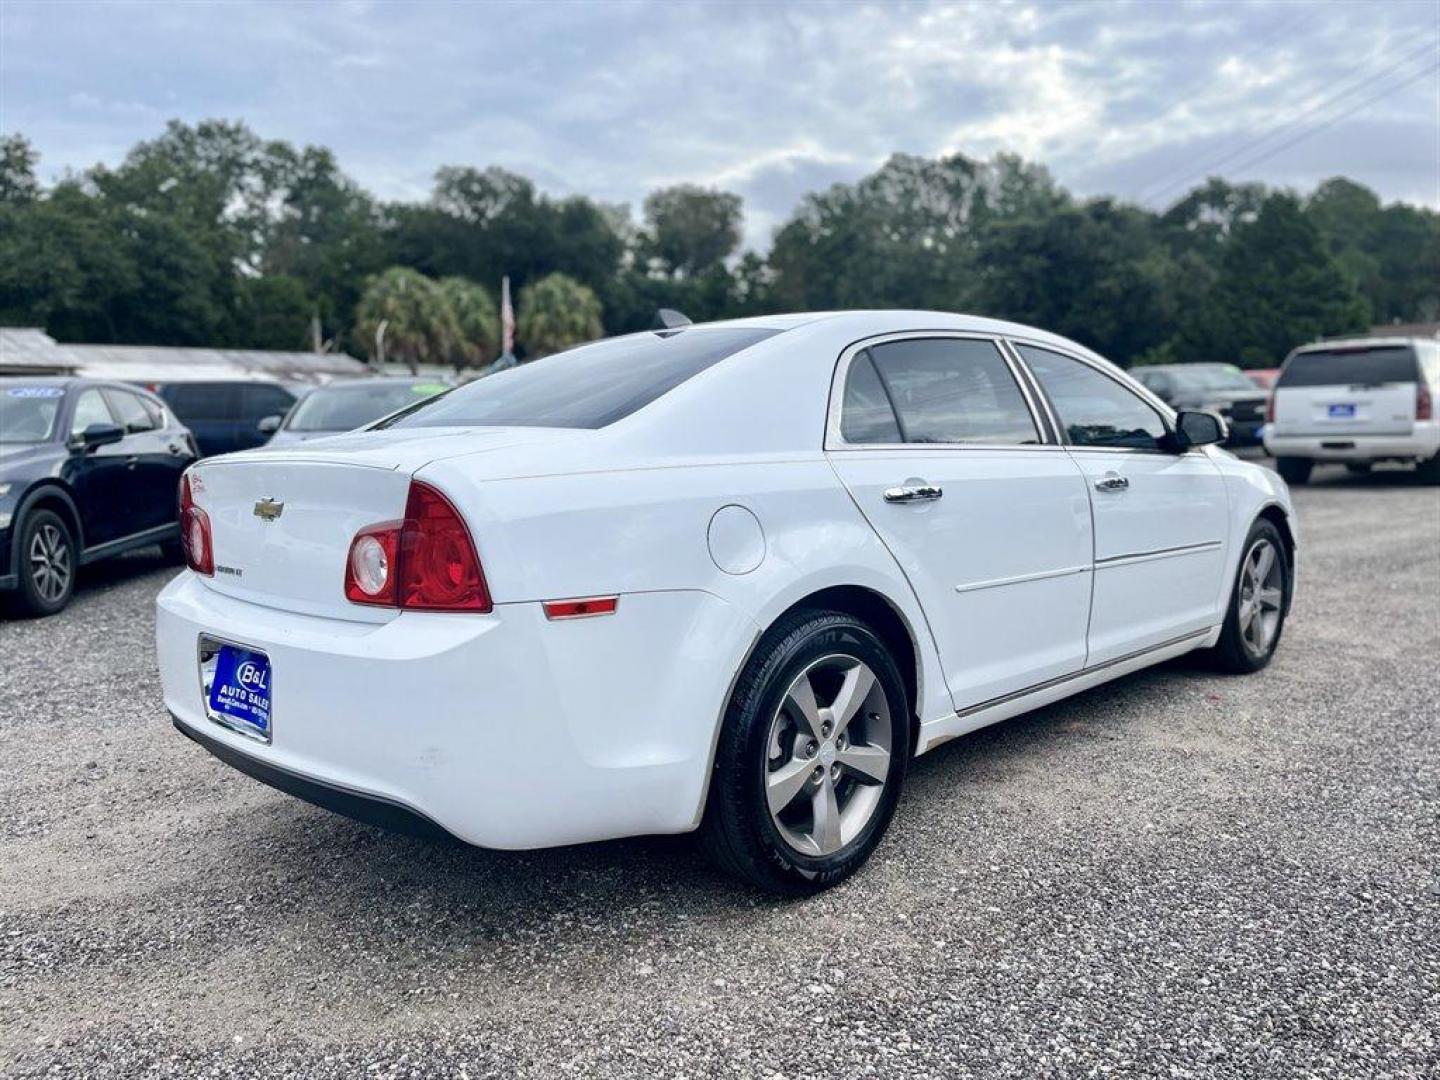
[857,338,1038,445]
[1278,346,1419,388]
[381,328,779,430]
[168,383,238,421]
[1019,344,1168,450]
[841,352,903,443]
[69,389,115,437]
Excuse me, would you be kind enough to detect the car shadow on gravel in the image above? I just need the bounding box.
[202,653,1204,936]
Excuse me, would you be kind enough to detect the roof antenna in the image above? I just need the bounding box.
[653,308,692,332]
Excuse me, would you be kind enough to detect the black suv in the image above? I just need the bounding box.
[0,379,198,616]
[152,380,297,457]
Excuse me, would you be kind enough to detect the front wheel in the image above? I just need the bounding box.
[1275,457,1313,485]
[1207,519,1290,674]
[700,609,910,895]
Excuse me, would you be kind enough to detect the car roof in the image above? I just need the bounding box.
[1296,337,1429,352]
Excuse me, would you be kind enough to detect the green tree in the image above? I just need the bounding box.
[354,266,458,373]
[640,184,743,277]
[231,275,312,351]
[1174,193,1370,366]
[436,276,499,371]
[516,272,603,358]
[0,134,40,203]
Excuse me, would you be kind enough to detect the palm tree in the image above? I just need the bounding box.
[437,276,499,372]
[516,272,603,359]
[354,267,458,374]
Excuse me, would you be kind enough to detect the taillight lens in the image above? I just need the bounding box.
[1417,382,1433,421]
[178,472,213,576]
[344,481,491,612]
[1265,392,1276,424]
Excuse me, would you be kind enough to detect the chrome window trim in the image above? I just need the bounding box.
[823,330,1057,452]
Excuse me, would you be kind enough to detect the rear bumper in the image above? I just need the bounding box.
[1263,424,1440,462]
[157,572,755,849]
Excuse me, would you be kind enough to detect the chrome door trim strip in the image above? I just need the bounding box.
[1095,539,1223,568]
[953,564,1091,594]
[952,627,1215,720]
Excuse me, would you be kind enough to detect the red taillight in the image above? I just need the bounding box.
[178,472,213,576]
[344,481,491,612]
[1265,392,1275,424]
[1417,382,1433,421]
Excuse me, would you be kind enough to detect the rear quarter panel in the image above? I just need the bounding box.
[416,453,954,729]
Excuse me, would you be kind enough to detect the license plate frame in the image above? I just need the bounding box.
[198,635,273,743]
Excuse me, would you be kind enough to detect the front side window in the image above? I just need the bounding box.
[381,328,779,431]
[169,383,238,421]
[1018,344,1168,450]
[105,390,157,433]
[69,389,115,438]
[242,384,297,422]
[844,338,1037,445]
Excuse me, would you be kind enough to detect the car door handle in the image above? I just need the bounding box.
[1094,472,1129,492]
[126,455,139,470]
[883,484,943,503]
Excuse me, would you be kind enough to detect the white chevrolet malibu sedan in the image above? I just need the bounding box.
[157,311,1297,893]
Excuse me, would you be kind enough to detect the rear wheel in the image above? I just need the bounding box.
[700,609,909,895]
[1207,519,1290,674]
[14,509,76,617]
[1275,457,1313,485]
[1416,452,1440,485]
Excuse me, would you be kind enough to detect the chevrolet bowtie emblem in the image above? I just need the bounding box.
[253,497,284,522]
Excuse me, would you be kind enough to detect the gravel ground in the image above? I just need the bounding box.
[1,462,1437,1079]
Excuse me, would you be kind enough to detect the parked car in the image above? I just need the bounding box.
[1263,337,1440,484]
[1132,363,1269,445]
[1246,368,1281,391]
[262,378,451,447]
[157,312,1297,894]
[152,380,297,457]
[1,379,196,616]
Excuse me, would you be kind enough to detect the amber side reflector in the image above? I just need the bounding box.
[543,596,619,620]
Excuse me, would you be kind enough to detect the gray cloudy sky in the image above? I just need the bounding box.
[2,0,1436,249]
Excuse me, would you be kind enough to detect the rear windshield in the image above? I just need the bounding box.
[0,385,64,443]
[1169,365,1257,392]
[378,328,779,430]
[1278,346,1419,388]
[286,381,448,432]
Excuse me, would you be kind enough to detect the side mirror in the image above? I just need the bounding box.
[257,414,282,435]
[1172,410,1226,450]
[75,422,126,452]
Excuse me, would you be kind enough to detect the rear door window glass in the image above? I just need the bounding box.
[1278,346,1419,388]
[105,389,157,433]
[863,338,1038,445]
[840,351,903,443]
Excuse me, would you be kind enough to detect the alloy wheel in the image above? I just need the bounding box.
[1237,537,1283,657]
[763,654,892,857]
[28,523,72,604]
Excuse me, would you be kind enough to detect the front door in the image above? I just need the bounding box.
[1014,343,1231,665]
[826,335,1094,711]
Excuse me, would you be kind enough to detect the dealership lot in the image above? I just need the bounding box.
[1,468,1436,1078]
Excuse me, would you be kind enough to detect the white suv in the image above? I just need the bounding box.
[1264,337,1440,484]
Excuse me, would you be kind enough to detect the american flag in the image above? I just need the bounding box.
[500,275,515,358]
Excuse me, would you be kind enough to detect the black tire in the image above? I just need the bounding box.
[1415,452,1440,485]
[700,609,910,895]
[159,537,186,563]
[1207,519,1290,674]
[1275,457,1313,485]
[13,508,76,617]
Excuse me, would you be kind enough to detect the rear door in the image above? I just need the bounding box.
[1014,343,1230,665]
[825,334,1094,711]
[1272,345,1419,437]
[102,387,175,533]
